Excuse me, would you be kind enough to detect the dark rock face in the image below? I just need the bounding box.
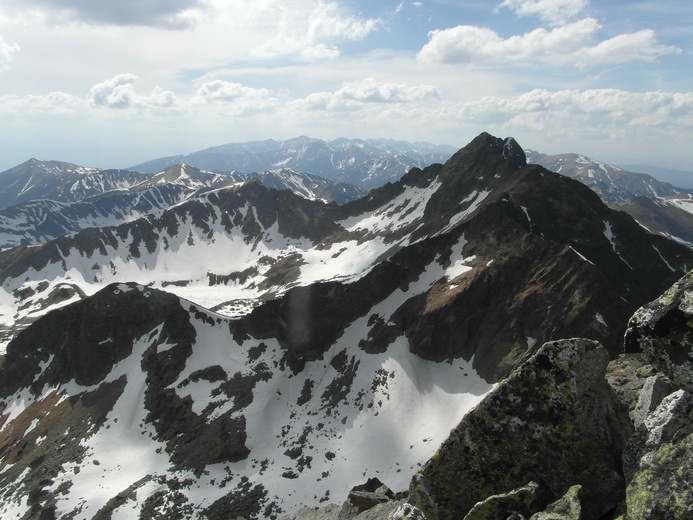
[405,271,693,520]
[1,282,195,395]
[624,271,693,391]
[409,338,631,520]
[0,283,254,517]
[2,133,692,387]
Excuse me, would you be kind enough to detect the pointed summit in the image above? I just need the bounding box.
[447,132,526,170]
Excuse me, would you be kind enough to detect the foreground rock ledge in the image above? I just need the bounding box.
[409,338,632,520]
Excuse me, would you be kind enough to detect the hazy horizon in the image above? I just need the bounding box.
[0,1,691,173]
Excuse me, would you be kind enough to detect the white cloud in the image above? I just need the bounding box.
[191,80,280,115]
[255,1,379,60]
[418,18,599,64]
[292,77,440,111]
[0,91,86,115]
[0,34,20,70]
[88,74,178,110]
[574,29,682,68]
[451,88,693,134]
[498,0,588,26]
[418,19,680,69]
[300,44,340,62]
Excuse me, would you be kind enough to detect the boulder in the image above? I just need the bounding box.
[409,338,632,520]
[605,353,656,414]
[463,481,547,520]
[624,271,693,391]
[529,485,584,520]
[622,389,693,519]
[347,478,397,513]
[631,375,676,428]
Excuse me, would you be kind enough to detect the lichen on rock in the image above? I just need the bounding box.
[622,389,693,519]
[409,338,631,520]
[624,271,693,391]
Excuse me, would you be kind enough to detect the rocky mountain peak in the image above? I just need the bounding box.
[446,132,527,172]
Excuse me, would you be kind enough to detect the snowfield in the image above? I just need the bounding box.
[0,282,493,518]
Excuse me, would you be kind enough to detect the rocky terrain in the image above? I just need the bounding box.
[0,133,691,519]
[526,150,693,250]
[525,150,689,204]
[615,194,693,249]
[286,268,693,519]
[0,163,366,250]
[0,159,150,210]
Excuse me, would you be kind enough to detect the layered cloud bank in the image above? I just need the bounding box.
[0,0,691,170]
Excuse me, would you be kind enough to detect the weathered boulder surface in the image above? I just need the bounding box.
[624,270,693,391]
[463,481,548,520]
[529,485,585,520]
[622,389,693,519]
[279,478,424,520]
[631,374,676,429]
[408,338,632,520]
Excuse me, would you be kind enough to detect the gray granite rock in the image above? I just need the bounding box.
[624,271,693,391]
[409,338,632,520]
[622,389,693,519]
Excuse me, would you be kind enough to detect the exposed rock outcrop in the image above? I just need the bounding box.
[624,270,693,391]
[403,272,693,520]
[280,478,424,520]
[622,389,693,519]
[2,133,693,519]
[409,338,631,520]
[0,282,196,395]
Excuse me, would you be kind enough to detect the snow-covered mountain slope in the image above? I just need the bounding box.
[122,161,365,204]
[130,136,455,190]
[0,282,492,519]
[1,133,690,367]
[0,165,362,250]
[0,165,234,250]
[229,168,366,204]
[526,150,689,203]
[615,194,693,248]
[0,159,150,209]
[0,185,199,250]
[134,163,234,191]
[1,133,692,519]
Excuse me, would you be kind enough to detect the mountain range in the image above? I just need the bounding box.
[129,136,457,190]
[525,150,691,204]
[1,133,692,518]
[0,163,367,250]
[5,137,692,255]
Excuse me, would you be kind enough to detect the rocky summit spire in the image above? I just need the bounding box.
[444,132,527,172]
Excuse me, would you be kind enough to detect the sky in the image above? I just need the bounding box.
[0,0,692,172]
